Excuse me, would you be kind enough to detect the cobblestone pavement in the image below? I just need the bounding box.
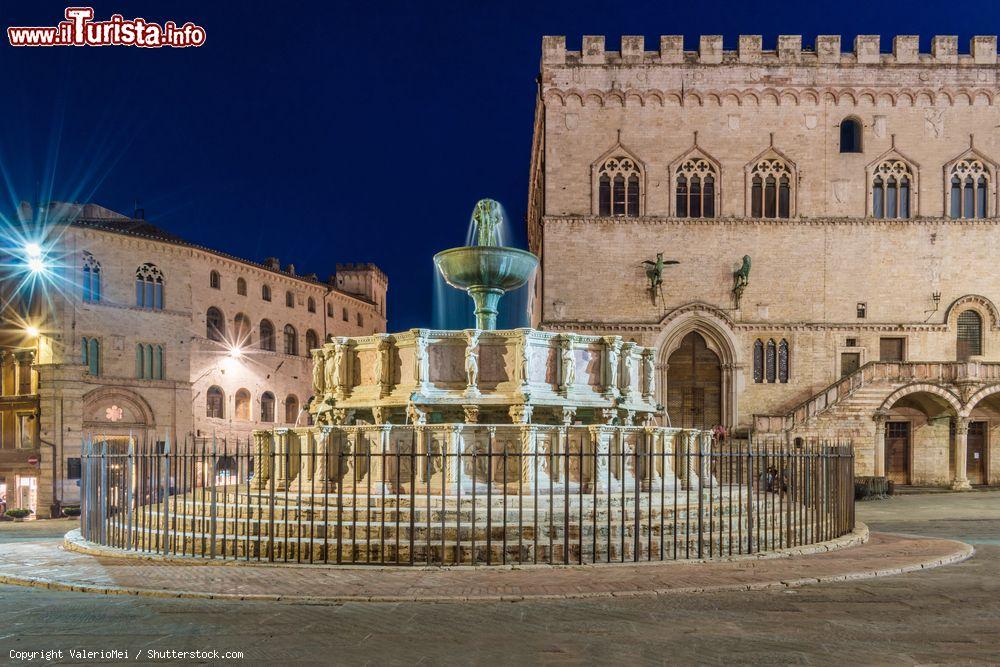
[0,492,999,665]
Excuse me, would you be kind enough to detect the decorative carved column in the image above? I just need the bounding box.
[589,425,614,492]
[273,428,293,490]
[642,349,655,401]
[374,336,390,398]
[559,334,576,396]
[413,330,429,394]
[314,425,334,491]
[602,335,622,398]
[872,411,888,477]
[521,425,551,491]
[621,342,636,399]
[15,350,34,395]
[251,431,272,490]
[952,416,972,490]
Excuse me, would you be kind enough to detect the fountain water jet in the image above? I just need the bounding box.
[433,199,538,330]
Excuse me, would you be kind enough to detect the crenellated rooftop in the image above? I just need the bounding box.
[542,35,999,67]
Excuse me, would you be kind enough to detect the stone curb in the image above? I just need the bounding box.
[60,523,870,571]
[0,524,974,603]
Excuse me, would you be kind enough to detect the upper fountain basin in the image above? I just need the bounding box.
[433,246,538,292]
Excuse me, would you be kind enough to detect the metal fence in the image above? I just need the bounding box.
[80,427,855,566]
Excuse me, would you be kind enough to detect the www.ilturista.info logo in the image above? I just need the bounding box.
[8,7,206,48]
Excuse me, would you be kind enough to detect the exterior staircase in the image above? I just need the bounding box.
[752,361,1000,436]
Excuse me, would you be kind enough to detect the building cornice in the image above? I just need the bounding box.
[541,215,1000,228]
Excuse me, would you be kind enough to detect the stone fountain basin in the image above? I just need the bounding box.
[433,246,538,292]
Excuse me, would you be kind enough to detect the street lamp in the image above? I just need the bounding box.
[25,325,39,338]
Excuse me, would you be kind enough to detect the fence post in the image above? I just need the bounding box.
[81,438,89,541]
[99,441,108,545]
[210,434,218,559]
[126,438,135,550]
[162,434,171,555]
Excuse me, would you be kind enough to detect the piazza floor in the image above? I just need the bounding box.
[1,491,1000,665]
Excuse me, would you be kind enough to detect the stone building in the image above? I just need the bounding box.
[528,33,1000,488]
[0,203,387,516]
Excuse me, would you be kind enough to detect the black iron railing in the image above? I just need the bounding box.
[80,427,855,566]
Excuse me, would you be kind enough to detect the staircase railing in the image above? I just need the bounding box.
[753,360,1000,434]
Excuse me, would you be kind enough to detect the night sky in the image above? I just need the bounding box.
[1,1,996,330]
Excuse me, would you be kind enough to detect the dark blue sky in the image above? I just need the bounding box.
[1,1,995,329]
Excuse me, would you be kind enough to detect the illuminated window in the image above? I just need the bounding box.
[260,391,275,422]
[259,319,275,351]
[207,385,225,419]
[82,252,101,302]
[206,307,225,342]
[234,313,251,346]
[283,324,297,355]
[284,395,299,424]
[235,389,251,420]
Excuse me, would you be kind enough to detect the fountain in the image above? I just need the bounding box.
[433,199,538,330]
[76,198,854,567]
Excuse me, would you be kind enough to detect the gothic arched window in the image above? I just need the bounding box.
[135,263,164,309]
[597,156,641,216]
[236,277,247,296]
[82,252,101,302]
[949,158,992,219]
[206,307,225,342]
[283,324,297,356]
[262,284,272,301]
[753,339,764,383]
[307,296,316,313]
[305,329,318,352]
[259,319,275,351]
[750,158,793,219]
[207,385,225,419]
[675,157,718,218]
[871,159,914,219]
[778,339,789,383]
[765,339,777,384]
[957,310,983,360]
[840,118,863,153]
[210,270,221,289]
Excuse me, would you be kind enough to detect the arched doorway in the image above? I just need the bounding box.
[666,331,721,430]
[878,385,961,485]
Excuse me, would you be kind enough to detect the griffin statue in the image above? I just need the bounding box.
[642,253,680,305]
[733,255,751,308]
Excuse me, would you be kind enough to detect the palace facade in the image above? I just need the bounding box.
[529,34,1000,488]
[0,203,387,517]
